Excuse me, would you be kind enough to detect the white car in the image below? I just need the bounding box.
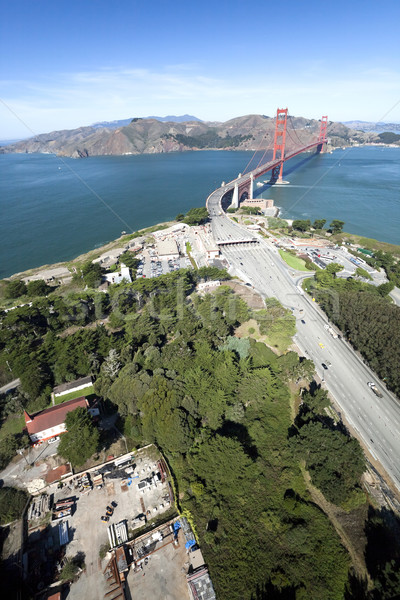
[48,436,60,444]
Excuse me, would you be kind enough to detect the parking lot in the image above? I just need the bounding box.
[136,248,190,279]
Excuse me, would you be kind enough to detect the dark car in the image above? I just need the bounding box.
[106,505,114,516]
[301,319,306,324]
[101,515,109,523]
[321,363,328,370]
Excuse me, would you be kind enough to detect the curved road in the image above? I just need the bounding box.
[207,184,400,492]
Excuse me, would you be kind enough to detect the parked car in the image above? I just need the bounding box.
[48,436,60,444]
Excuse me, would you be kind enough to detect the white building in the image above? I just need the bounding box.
[195,230,220,262]
[53,375,93,399]
[197,280,221,293]
[156,238,180,260]
[24,396,97,443]
[103,265,132,285]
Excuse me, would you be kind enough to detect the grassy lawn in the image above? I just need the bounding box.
[333,232,400,256]
[0,414,25,442]
[279,249,310,271]
[235,318,294,355]
[54,385,95,405]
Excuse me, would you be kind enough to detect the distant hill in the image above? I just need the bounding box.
[91,114,202,129]
[342,120,400,134]
[2,115,397,158]
[146,114,202,123]
[0,138,27,146]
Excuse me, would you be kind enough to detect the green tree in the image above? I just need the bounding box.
[377,281,395,297]
[59,553,85,582]
[4,280,27,300]
[58,407,99,467]
[119,252,140,270]
[292,219,311,232]
[325,262,344,278]
[81,262,103,288]
[0,487,29,525]
[355,267,372,281]
[175,213,185,221]
[26,280,52,296]
[183,207,209,225]
[313,219,326,229]
[329,219,345,234]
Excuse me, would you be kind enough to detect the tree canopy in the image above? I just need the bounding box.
[58,407,99,467]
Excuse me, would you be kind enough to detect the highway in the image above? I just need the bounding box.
[207,185,400,493]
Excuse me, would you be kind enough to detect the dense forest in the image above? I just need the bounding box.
[306,264,400,395]
[1,265,400,598]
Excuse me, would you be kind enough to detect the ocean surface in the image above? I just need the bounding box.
[0,146,399,278]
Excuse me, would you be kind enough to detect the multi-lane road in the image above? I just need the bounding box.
[207,186,400,493]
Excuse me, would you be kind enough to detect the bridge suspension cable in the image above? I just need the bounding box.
[242,126,273,175]
[287,114,309,147]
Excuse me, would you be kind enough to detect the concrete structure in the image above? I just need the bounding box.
[195,230,220,262]
[156,238,180,260]
[93,247,126,268]
[22,266,72,285]
[53,375,93,399]
[24,396,96,443]
[153,223,189,238]
[103,264,132,285]
[241,198,274,211]
[197,280,221,294]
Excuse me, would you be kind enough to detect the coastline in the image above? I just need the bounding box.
[2,217,399,286]
[3,221,174,283]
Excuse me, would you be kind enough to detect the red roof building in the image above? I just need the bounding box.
[24,396,89,443]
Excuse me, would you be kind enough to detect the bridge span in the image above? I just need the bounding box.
[206,108,328,213]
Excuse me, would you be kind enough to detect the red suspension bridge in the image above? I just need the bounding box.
[213,108,328,210]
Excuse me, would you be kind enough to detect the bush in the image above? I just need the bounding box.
[0,487,29,525]
[4,280,27,300]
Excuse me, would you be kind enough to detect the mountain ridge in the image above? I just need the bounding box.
[2,114,397,158]
[91,114,202,129]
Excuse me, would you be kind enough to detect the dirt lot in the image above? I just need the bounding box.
[23,447,174,599]
[224,280,265,309]
[127,532,191,600]
[62,450,173,599]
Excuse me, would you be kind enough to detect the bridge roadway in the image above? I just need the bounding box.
[207,186,400,494]
[212,140,324,200]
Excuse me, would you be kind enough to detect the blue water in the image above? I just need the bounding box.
[256,146,400,244]
[0,146,399,278]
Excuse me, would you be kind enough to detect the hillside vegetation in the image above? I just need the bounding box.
[0,114,386,158]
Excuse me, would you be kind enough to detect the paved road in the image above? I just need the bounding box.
[0,378,20,394]
[390,286,400,307]
[207,186,400,492]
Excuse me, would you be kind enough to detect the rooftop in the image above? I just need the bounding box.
[24,396,88,435]
[187,568,216,600]
[156,238,179,256]
[53,376,93,395]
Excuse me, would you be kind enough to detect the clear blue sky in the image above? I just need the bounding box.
[1,0,400,138]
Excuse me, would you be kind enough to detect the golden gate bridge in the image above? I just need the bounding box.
[225,108,328,209]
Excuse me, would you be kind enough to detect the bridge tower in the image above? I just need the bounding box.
[317,116,328,153]
[271,108,288,183]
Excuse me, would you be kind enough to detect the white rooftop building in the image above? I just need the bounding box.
[103,265,132,285]
[156,238,180,260]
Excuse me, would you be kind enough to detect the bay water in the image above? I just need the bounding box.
[0,146,399,279]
